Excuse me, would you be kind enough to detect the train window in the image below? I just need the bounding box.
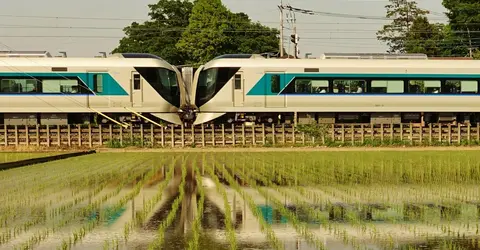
[93,74,103,93]
[333,80,365,93]
[0,79,39,93]
[444,80,477,94]
[271,75,280,93]
[371,80,404,93]
[408,80,441,93]
[234,74,242,90]
[311,80,329,93]
[460,80,478,93]
[42,79,80,93]
[133,74,141,90]
[294,79,311,93]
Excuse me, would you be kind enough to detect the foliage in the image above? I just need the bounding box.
[404,17,447,56]
[112,0,193,65]
[114,0,279,65]
[175,0,232,65]
[443,0,480,56]
[377,0,429,53]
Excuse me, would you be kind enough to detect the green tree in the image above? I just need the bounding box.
[176,0,232,65]
[177,0,280,64]
[228,13,279,55]
[443,0,480,57]
[377,0,429,53]
[112,0,193,65]
[404,16,445,56]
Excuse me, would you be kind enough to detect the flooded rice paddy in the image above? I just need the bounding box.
[0,151,479,249]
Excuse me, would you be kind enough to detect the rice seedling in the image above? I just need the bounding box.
[0,150,479,250]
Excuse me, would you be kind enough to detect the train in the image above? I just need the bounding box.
[188,54,480,126]
[0,52,189,126]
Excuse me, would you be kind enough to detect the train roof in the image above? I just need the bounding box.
[201,57,480,71]
[0,53,176,69]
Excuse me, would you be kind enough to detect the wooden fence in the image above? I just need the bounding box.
[0,123,479,148]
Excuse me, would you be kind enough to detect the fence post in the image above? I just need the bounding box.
[341,124,345,143]
[232,124,235,146]
[171,124,175,147]
[361,124,365,144]
[109,124,113,142]
[99,124,103,147]
[67,124,71,146]
[272,124,276,145]
[88,124,92,148]
[419,124,423,144]
[282,124,286,144]
[161,125,165,147]
[119,126,123,147]
[14,125,18,147]
[351,124,355,145]
[46,125,51,147]
[467,123,471,144]
[293,124,296,145]
[252,124,256,145]
[370,124,374,142]
[390,123,394,142]
[428,123,432,145]
[25,125,29,146]
[222,124,225,146]
[380,124,384,143]
[409,123,413,145]
[191,124,195,146]
[448,124,452,145]
[457,123,461,145]
[181,124,185,148]
[201,124,205,147]
[242,124,245,145]
[140,124,144,147]
[400,123,403,142]
[36,125,39,146]
[151,124,155,147]
[57,125,61,146]
[438,123,442,143]
[211,125,215,146]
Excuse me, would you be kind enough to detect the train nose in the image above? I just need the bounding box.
[178,105,198,123]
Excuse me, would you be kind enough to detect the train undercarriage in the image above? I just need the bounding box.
[215,112,480,126]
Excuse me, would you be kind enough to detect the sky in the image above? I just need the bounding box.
[0,0,448,58]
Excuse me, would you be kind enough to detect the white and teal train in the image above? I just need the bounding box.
[189,54,480,125]
[0,53,189,125]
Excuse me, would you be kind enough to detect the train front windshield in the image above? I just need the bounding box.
[135,67,179,107]
[195,67,240,107]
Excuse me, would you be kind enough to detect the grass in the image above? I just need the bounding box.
[0,152,61,163]
[0,151,478,250]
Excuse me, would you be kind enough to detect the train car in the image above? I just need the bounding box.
[189,54,480,125]
[0,53,188,125]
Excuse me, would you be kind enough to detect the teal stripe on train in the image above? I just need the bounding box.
[246,73,480,96]
[0,72,128,96]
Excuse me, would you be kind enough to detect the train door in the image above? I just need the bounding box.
[233,72,244,107]
[131,72,143,107]
[265,72,286,108]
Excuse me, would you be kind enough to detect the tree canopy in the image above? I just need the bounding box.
[377,0,478,57]
[113,0,279,65]
[377,0,429,53]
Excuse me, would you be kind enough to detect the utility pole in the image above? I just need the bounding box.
[467,27,473,58]
[279,0,284,58]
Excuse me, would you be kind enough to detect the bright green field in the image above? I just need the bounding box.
[0,152,61,163]
[0,151,479,250]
